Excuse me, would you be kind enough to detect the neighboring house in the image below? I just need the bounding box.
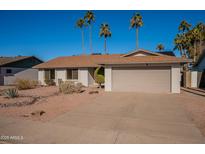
[0,56,43,85]
[192,46,205,88]
[34,49,191,93]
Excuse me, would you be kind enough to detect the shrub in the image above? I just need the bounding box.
[0,89,5,96]
[4,88,19,98]
[59,81,83,94]
[94,67,105,88]
[16,79,38,90]
[44,79,56,86]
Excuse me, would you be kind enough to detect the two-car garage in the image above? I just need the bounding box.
[111,66,171,93]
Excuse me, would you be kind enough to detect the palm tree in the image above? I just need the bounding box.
[196,22,205,55]
[156,44,165,51]
[130,12,143,49]
[188,27,201,63]
[174,34,190,58]
[76,18,86,54]
[99,23,112,54]
[174,20,192,58]
[84,11,95,54]
[178,20,191,33]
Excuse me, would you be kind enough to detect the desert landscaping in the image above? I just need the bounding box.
[0,81,103,122]
[0,79,205,143]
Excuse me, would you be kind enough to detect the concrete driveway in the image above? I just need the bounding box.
[0,92,205,143]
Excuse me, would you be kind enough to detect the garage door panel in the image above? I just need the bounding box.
[112,67,170,93]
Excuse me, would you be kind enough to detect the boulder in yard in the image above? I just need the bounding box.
[21,114,30,117]
[31,110,46,116]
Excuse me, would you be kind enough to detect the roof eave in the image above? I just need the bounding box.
[100,61,191,65]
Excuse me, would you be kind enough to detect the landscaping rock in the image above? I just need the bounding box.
[21,114,30,117]
[0,96,38,108]
[31,110,46,116]
[89,91,99,94]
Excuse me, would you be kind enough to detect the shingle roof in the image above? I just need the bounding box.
[34,50,191,69]
[0,56,31,66]
[157,51,175,57]
[99,55,191,65]
[34,54,123,69]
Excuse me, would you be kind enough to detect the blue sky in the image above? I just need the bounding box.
[0,10,205,61]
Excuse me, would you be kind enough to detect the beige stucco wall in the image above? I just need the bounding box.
[191,71,198,88]
[88,68,95,86]
[171,65,181,93]
[38,69,45,85]
[105,67,112,91]
[78,68,89,87]
[55,69,66,85]
[38,68,90,86]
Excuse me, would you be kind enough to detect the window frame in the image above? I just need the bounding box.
[6,69,12,74]
[50,69,55,80]
[66,69,78,80]
[44,69,55,80]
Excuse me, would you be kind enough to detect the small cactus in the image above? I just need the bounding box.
[4,88,19,98]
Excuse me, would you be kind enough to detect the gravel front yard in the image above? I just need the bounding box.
[1,85,205,139]
[180,91,205,136]
[0,86,103,122]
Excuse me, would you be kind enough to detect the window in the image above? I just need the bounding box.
[45,69,55,80]
[50,69,55,80]
[67,69,78,80]
[6,69,12,74]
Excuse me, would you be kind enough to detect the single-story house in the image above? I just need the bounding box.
[34,49,191,93]
[0,56,43,85]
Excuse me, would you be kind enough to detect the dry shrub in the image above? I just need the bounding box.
[16,79,38,90]
[59,81,83,94]
[44,79,56,86]
[0,89,5,96]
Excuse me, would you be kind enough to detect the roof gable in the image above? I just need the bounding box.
[122,49,163,57]
[0,56,43,67]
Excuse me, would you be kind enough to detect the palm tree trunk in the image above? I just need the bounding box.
[194,41,197,63]
[136,28,139,49]
[104,37,107,54]
[180,46,185,58]
[89,24,92,54]
[200,33,202,55]
[82,28,85,54]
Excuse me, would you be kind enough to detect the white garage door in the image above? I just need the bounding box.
[112,66,171,93]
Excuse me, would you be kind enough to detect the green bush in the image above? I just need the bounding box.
[4,88,19,98]
[59,81,83,94]
[16,79,38,90]
[94,67,105,88]
[44,79,56,86]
